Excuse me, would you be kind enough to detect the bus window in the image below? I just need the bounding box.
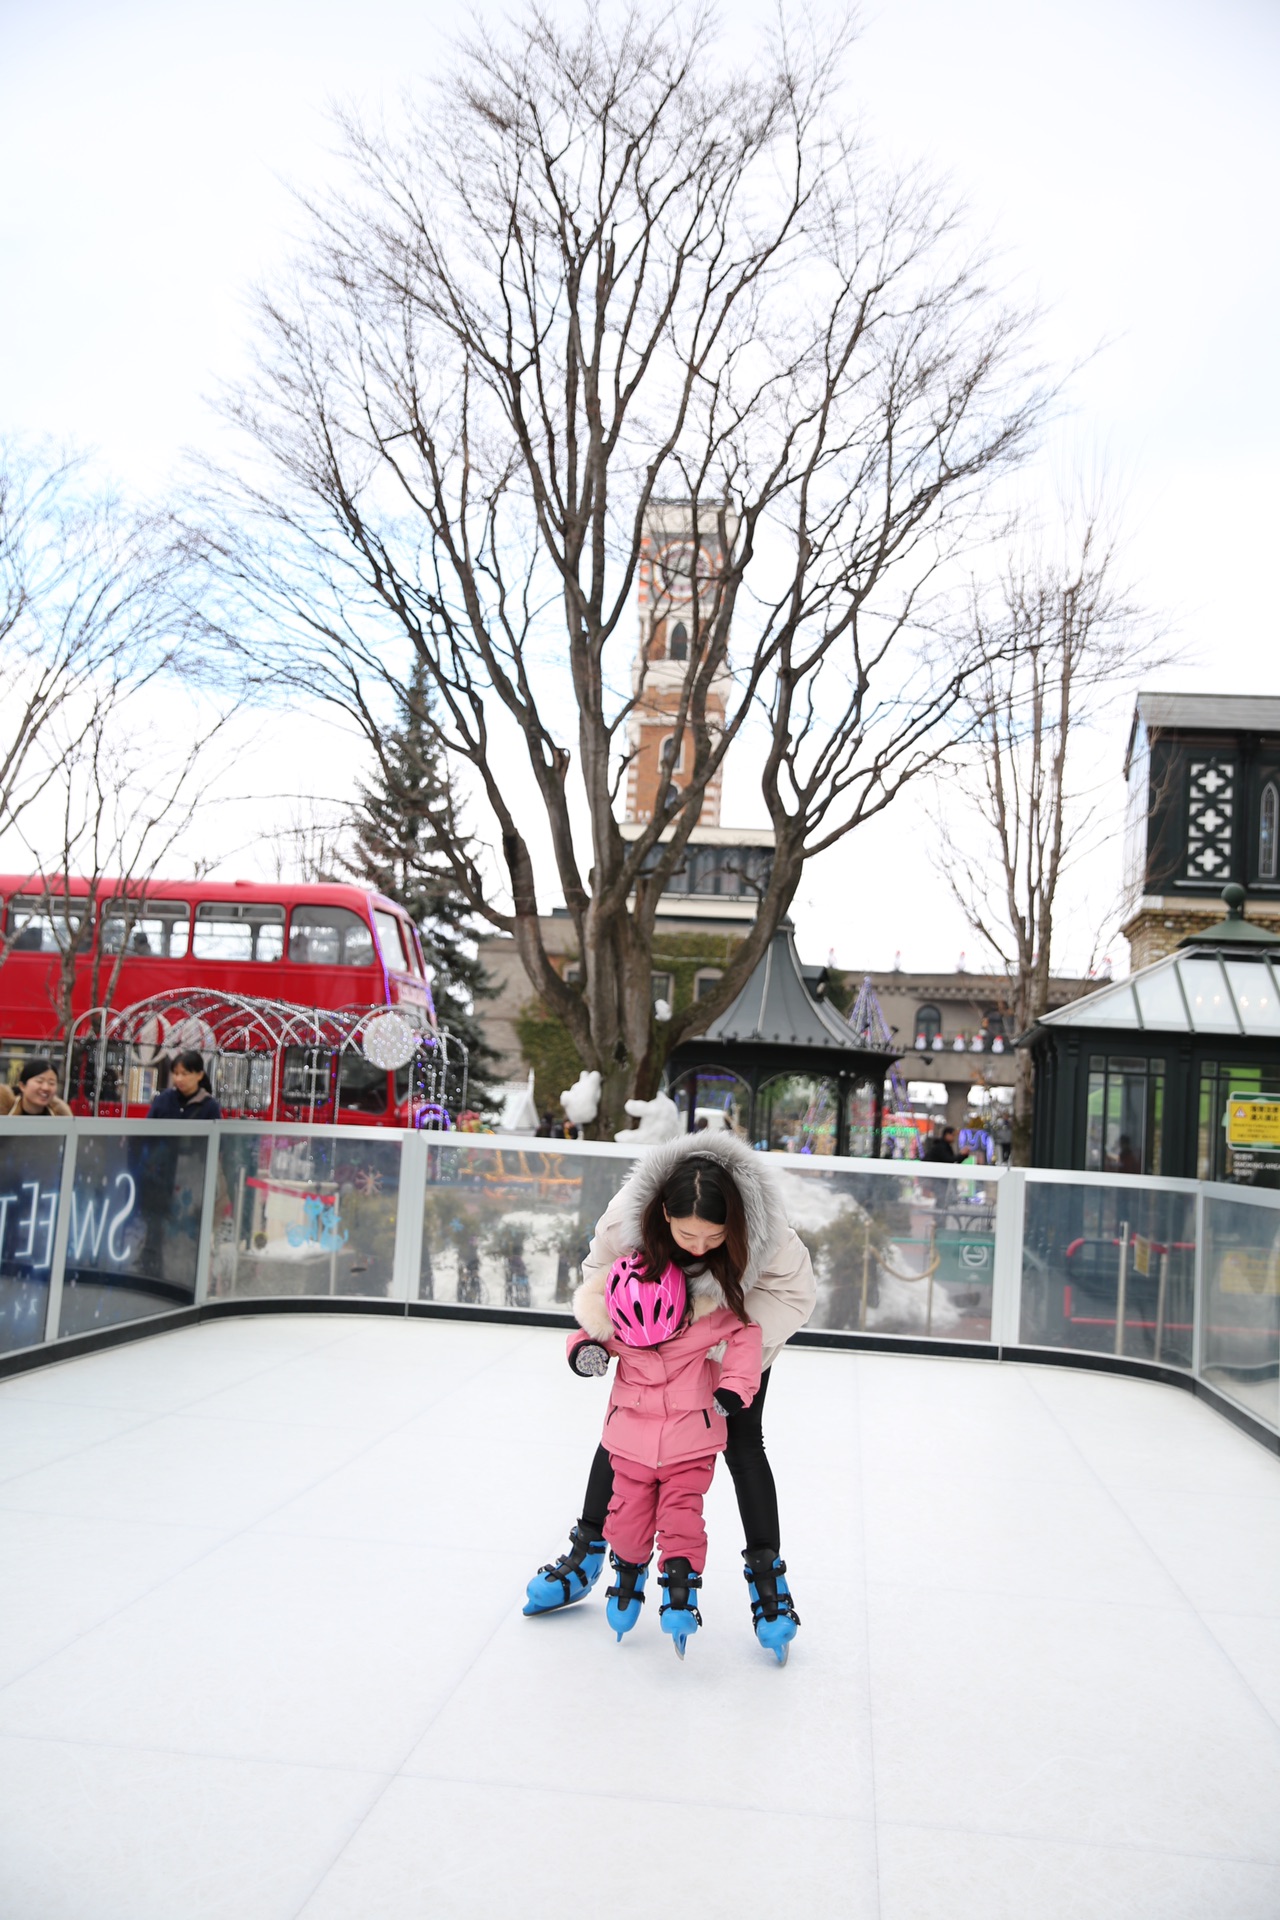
[336,1054,390,1114]
[192,901,285,962]
[101,899,191,959]
[373,909,410,972]
[289,905,375,968]
[283,1046,334,1104]
[8,895,88,953]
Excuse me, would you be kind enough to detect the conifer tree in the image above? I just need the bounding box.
[348,662,500,1111]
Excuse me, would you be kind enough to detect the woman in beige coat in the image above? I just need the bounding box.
[0,1058,71,1118]
[523,1129,816,1654]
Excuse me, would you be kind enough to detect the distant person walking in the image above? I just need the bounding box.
[0,1057,71,1117]
[147,1050,221,1120]
[922,1124,957,1164]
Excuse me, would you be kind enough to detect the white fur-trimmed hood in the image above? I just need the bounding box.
[572,1130,805,1355]
[609,1129,791,1295]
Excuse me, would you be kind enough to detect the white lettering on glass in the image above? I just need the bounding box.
[35,1188,58,1269]
[69,1191,113,1262]
[106,1173,138,1265]
[15,1182,39,1259]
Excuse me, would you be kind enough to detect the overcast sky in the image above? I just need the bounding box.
[1,0,1277,975]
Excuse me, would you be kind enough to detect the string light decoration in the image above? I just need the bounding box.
[361,1011,419,1071]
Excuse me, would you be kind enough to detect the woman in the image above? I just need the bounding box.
[524,1130,816,1653]
[147,1050,222,1120]
[0,1057,71,1117]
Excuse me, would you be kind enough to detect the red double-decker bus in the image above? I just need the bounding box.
[0,875,433,1061]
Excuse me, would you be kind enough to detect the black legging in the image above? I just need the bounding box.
[579,1365,780,1551]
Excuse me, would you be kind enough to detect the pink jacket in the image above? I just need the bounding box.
[568,1308,763,1472]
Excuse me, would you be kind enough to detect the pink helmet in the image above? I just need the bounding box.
[605,1252,687,1348]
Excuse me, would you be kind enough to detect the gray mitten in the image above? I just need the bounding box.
[569,1339,611,1378]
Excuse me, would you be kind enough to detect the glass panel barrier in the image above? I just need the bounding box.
[780,1162,998,1340]
[1201,1191,1280,1431]
[421,1142,632,1309]
[418,1144,997,1336]
[210,1131,402,1301]
[0,1131,64,1354]
[59,1131,208,1337]
[1020,1179,1197,1367]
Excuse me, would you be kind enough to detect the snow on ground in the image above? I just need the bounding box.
[0,1315,1278,1918]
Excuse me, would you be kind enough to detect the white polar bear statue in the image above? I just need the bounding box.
[560,1069,602,1128]
[614,1089,683,1144]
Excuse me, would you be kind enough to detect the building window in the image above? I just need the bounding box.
[1085,1054,1165,1175]
[659,733,685,776]
[1185,755,1236,882]
[651,972,674,1008]
[669,622,688,661]
[913,1004,941,1049]
[1261,781,1279,881]
[695,969,723,1001]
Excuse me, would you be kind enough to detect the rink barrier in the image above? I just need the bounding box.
[0,1120,1277,1454]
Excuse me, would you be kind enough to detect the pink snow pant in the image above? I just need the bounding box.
[604,1453,718,1573]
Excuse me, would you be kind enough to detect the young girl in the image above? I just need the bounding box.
[567,1248,763,1658]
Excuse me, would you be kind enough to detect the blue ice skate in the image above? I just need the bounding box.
[523,1524,607,1615]
[743,1548,800,1665]
[658,1556,703,1660]
[605,1553,649,1641]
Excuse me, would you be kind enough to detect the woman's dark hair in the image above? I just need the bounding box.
[17,1056,57,1085]
[640,1155,751,1325]
[173,1049,213,1096]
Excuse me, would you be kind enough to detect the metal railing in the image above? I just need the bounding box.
[2,1120,1277,1447]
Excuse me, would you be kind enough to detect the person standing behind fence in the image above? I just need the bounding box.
[0,1057,71,1118]
[147,1051,222,1120]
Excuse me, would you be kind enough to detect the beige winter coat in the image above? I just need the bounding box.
[574,1131,816,1370]
[0,1085,72,1118]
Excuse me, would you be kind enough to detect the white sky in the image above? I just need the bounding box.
[2,0,1277,976]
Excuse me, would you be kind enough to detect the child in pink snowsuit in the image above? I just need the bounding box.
[567,1250,762,1652]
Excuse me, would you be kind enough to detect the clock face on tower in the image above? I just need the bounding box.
[650,540,717,605]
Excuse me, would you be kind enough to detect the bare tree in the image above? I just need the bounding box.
[193,4,1052,1131]
[933,503,1153,1160]
[0,445,198,839]
[7,693,240,1044]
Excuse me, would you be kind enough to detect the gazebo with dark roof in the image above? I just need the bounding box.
[664,922,899,1155]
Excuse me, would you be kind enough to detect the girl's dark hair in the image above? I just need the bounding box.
[639,1155,751,1326]
[17,1056,57,1085]
[173,1049,213,1096]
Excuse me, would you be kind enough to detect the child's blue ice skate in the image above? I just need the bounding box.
[523,1523,607,1615]
[658,1556,703,1660]
[743,1548,800,1665]
[605,1553,649,1641]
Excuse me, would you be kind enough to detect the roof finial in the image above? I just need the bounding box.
[1222,882,1246,920]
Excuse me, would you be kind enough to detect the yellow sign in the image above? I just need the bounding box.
[1132,1235,1152,1278]
[1219,1249,1280,1297]
[1225,1099,1280,1150]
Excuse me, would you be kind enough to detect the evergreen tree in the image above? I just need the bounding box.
[348,662,501,1113]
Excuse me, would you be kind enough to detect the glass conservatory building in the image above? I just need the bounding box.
[1027,887,1280,1185]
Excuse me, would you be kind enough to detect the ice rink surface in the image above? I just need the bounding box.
[1,1313,1279,1919]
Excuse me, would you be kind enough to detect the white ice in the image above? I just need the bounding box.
[1,1315,1279,1918]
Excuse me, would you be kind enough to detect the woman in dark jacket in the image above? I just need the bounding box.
[147,1050,222,1120]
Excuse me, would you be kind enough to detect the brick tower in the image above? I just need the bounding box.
[623,503,732,827]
